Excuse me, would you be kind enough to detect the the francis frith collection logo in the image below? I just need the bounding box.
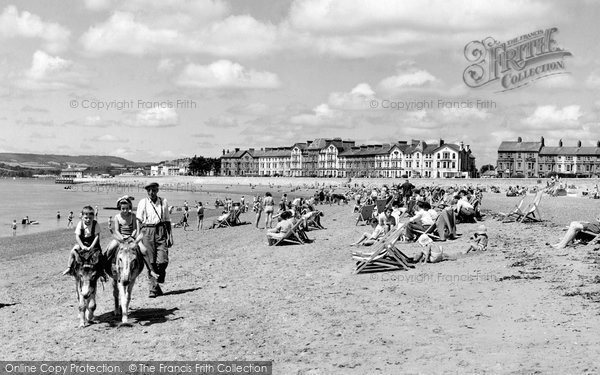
[463,27,572,91]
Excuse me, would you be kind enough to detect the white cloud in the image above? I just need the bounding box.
[80,7,279,58]
[585,72,600,89]
[83,0,115,11]
[328,83,374,109]
[378,69,438,92]
[286,0,553,58]
[93,134,126,142]
[290,103,342,126]
[522,105,582,129]
[204,116,244,128]
[0,6,70,53]
[126,108,179,127]
[174,60,281,89]
[15,50,88,91]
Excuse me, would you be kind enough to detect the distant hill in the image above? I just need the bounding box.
[0,153,139,169]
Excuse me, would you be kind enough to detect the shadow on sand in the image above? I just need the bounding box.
[95,307,180,328]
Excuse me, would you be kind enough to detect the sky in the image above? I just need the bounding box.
[0,0,599,165]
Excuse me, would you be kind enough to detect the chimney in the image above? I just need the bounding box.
[558,139,563,147]
[540,136,545,147]
[466,145,471,152]
[439,138,444,146]
[597,141,600,148]
[249,148,255,151]
[227,149,230,153]
[222,149,225,155]
[235,148,240,152]
[460,141,464,151]
[577,140,582,147]
[517,137,522,142]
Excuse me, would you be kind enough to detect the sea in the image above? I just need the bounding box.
[0,178,241,238]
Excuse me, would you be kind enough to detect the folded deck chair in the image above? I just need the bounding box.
[356,204,375,226]
[269,220,308,246]
[520,190,544,223]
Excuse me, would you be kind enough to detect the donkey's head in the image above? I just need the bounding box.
[116,240,143,286]
[74,249,102,299]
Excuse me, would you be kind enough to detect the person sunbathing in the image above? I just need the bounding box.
[550,217,600,249]
[350,224,386,246]
[266,211,295,245]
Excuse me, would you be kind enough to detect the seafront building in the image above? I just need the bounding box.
[221,138,476,178]
[497,137,600,177]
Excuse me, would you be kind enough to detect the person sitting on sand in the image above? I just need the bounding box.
[550,216,600,249]
[105,196,159,279]
[465,225,488,253]
[266,211,294,245]
[404,201,435,241]
[63,205,102,276]
[455,191,476,223]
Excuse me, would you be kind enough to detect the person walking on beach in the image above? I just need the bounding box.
[137,182,172,298]
[12,219,17,236]
[196,202,204,230]
[67,211,74,228]
[56,211,61,220]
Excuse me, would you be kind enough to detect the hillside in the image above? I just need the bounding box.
[0,153,139,169]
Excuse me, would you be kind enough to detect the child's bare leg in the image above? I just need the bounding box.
[62,245,79,275]
[138,243,159,279]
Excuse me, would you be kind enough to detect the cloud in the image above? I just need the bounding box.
[21,105,48,113]
[83,0,116,11]
[80,3,279,58]
[125,107,179,127]
[0,6,70,53]
[378,69,439,92]
[585,71,600,89]
[290,103,342,126]
[191,132,215,138]
[327,83,374,110]
[17,117,55,127]
[286,0,553,58]
[226,102,271,116]
[174,60,281,89]
[15,50,88,91]
[204,116,244,128]
[521,105,582,129]
[90,134,127,142]
[62,116,116,128]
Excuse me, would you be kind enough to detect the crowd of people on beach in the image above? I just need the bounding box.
[347,180,487,262]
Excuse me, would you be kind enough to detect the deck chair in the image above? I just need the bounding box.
[269,220,308,246]
[413,223,442,241]
[213,211,233,228]
[305,210,324,230]
[520,191,544,223]
[356,204,375,226]
[352,224,415,274]
[228,208,242,226]
[375,199,387,215]
[499,195,527,222]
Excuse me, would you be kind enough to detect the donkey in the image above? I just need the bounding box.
[109,239,144,324]
[72,248,103,327]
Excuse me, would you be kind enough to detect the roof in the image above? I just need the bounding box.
[539,146,600,156]
[498,141,542,152]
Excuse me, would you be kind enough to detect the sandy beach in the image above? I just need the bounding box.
[1,183,600,374]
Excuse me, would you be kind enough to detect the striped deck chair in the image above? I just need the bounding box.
[499,195,527,222]
[352,224,415,274]
[356,204,375,226]
[520,190,544,223]
[375,199,387,215]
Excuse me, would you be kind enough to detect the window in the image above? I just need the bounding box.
[452,162,456,169]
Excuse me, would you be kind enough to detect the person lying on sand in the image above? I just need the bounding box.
[350,224,386,246]
[465,225,488,253]
[550,216,600,249]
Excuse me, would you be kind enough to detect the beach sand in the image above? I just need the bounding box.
[1,187,600,374]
